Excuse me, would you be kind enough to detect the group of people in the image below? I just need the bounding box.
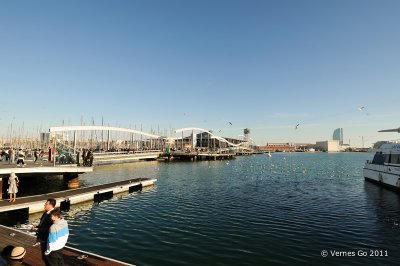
[34,199,69,266]
[81,149,94,166]
[0,198,69,265]
[1,148,45,166]
[2,148,26,167]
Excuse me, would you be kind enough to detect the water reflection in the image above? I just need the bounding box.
[364,181,400,230]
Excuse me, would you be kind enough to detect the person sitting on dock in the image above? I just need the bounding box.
[33,198,56,266]
[0,255,5,266]
[0,245,14,266]
[45,208,69,266]
[9,246,26,265]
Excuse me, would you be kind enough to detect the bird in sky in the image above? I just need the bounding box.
[295,123,300,130]
[358,106,365,111]
[228,122,232,125]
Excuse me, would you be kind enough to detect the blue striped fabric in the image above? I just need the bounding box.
[47,219,69,252]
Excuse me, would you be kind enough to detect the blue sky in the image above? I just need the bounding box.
[1,0,400,147]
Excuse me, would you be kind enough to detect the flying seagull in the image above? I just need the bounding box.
[295,123,300,130]
[228,122,232,125]
[358,106,365,111]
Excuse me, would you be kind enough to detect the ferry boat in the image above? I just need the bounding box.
[363,127,400,190]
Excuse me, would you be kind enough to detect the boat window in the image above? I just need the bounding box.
[372,152,385,165]
[390,154,400,164]
[384,154,391,164]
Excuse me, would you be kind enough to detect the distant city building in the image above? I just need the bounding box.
[315,128,349,152]
[315,140,343,152]
[332,128,343,145]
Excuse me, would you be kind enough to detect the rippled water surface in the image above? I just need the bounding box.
[32,153,400,265]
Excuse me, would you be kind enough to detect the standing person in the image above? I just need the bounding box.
[16,149,25,167]
[45,208,69,266]
[34,149,39,163]
[8,148,14,164]
[33,198,56,266]
[89,151,94,166]
[8,172,19,203]
[1,150,6,161]
[81,149,87,166]
[87,150,93,166]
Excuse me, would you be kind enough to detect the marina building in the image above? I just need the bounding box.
[315,140,344,152]
[315,128,349,152]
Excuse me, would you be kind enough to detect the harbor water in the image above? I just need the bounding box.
[27,153,400,265]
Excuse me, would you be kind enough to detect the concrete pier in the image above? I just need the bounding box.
[165,151,236,161]
[92,151,162,165]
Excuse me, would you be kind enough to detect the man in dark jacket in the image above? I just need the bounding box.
[33,198,56,266]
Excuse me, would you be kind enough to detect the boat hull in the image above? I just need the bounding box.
[363,162,400,191]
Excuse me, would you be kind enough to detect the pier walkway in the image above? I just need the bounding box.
[1,224,133,265]
[0,159,93,176]
[92,150,161,165]
[165,150,236,161]
[0,159,94,199]
[0,178,156,214]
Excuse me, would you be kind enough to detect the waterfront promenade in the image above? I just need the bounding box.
[0,159,93,175]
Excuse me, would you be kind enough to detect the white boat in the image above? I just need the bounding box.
[363,127,400,191]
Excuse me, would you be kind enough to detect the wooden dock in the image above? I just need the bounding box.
[0,224,133,265]
[0,178,157,215]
